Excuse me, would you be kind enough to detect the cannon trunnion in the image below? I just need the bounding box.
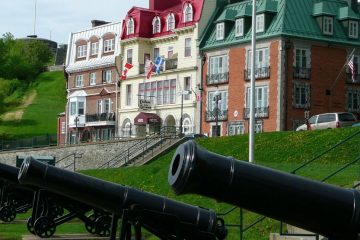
[168,140,360,240]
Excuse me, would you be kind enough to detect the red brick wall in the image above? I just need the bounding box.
[57,115,66,145]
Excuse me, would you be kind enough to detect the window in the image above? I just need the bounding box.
[293,82,310,109]
[167,13,175,31]
[126,84,132,106]
[78,101,84,115]
[104,39,115,53]
[245,85,269,118]
[294,48,310,79]
[163,80,170,104]
[154,48,160,59]
[61,122,66,134]
[184,77,191,100]
[157,81,163,105]
[255,120,263,133]
[102,70,112,83]
[295,49,308,68]
[77,45,87,58]
[127,18,134,35]
[247,48,269,78]
[256,14,265,33]
[208,91,228,113]
[317,114,336,123]
[91,42,99,56]
[323,16,333,35]
[70,102,76,116]
[184,3,193,23]
[151,82,156,105]
[70,99,85,116]
[168,46,174,58]
[209,55,228,76]
[347,88,360,112]
[228,122,245,136]
[235,18,244,37]
[185,38,191,57]
[153,17,161,34]
[349,21,358,38]
[216,23,225,40]
[170,79,176,104]
[89,73,96,85]
[75,75,83,87]
[138,83,145,100]
[97,99,112,113]
[127,49,133,64]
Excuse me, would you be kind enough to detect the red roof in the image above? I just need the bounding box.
[121,0,204,40]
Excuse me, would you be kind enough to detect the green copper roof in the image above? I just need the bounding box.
[215,9,238,22]
[338,6,360,20]
[257,0,278,14]
[200,0,360,51]
[235,4,252,18]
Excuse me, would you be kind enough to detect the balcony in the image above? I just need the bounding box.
[206,72,229,86]
[85,113,116,126]
[244,67,270,80]
[205,109,228,122]
[293,67,311,80]
[243,107,269,119]
[165,58,178,70]
[346,72,360,84]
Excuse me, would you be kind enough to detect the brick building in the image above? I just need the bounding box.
[59,21,122,145]
[199,0,360,137]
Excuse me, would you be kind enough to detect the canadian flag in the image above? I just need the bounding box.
[146,61,155,80]
[121,63,133,80]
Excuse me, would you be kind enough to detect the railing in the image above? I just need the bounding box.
[99,126,179,169]
[206,72,229,85]
[205,110,228,122]
[244,67,270,80]
[165,58,178,70]
[346,72,360,84]
[55,153,83,172]
[243,106,269,119]
[293,67,311,80]
[0,134,57,151]
[85,113,115,122]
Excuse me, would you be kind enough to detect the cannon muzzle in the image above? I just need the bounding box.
[19,156,227,240]
[168,140,360,239]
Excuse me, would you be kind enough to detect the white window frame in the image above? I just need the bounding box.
[103,70,112,83]
[89,73,96,86]
[228,122,245,136]
[167,13,175,32]
[103,39,115,53]
[61,122,66,134]
[91,42,99,56]
[70,98,86,116]
[184,3,193,23]
[347,88,360,112]
[209,55,228,76]
[349,20,359,39]
[208,91,228,113]
[256,14,265,33]
[97,99,112,114]
[127,49,133,64]
[184,38,192,57]
[247,48,269,77]
[216,23,225,40]
[246,85,269,109]
[75,75,83,87]
[153,17,161,34]
[235,18,244,37]
[127,18,135,35]
[295,48,309,68]
[126,84,132,106]
[77,45,87,58]
[293,82,310,109]
[323,16,333,35]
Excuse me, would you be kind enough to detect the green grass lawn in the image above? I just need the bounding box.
[0,71,66,138]
[1,127,360,239]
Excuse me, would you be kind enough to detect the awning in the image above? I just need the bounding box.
[134,112,161,125]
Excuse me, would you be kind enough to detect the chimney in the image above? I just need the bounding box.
[149,0,181,11]
[347,0,359,13]
[91,20,110,28]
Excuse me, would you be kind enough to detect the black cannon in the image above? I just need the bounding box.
[0,162,112,238]
[168,140,360,240]
[18,156,227,240]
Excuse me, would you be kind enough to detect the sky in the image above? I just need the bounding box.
[0,0,148,44]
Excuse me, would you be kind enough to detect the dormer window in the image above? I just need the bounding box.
[167,13,175,32]
[349,21,359,38]
[184,3,193,23]
[216,23,225,40]
[256,14,265,33]
[235,18,244,37]
[127,18,134,35]
[323,16,333,35]
[153,16,161,34]
[77,45,87,58]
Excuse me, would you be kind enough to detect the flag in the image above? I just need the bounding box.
[154,56,165,74]
[121,62,133,80]
[146,61,154,80]
[348,55,356,82]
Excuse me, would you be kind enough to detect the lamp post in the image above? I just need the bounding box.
[179,90,191,136]
[213,91,222,137]
[74,115,79,144]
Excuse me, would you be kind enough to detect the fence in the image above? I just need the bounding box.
[0,134,57,151]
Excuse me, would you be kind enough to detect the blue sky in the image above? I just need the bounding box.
[0,0,148,44]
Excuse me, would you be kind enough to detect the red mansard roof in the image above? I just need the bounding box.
[121,0,204,40]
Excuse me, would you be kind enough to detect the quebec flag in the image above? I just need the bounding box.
[154,56,165,74]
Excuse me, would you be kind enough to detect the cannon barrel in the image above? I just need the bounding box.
[18,157,227,240]
[0,163,22,183]
[168,140,360,240]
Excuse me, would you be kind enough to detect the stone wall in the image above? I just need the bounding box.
[0,138,142,171]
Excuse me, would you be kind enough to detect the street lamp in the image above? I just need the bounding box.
[74,115,80,144]
[213,91,222,137]
[179,90,191,136]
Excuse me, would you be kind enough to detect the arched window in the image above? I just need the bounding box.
[122,118,132,137]
[183,3,193,23]
[127,18,134,35]
[167,13,175,32]
[152,16,161,34]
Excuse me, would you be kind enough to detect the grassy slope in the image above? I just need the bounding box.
[1,128,359,239]
[0,71,66,138]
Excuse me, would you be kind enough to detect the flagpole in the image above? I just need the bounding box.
[329,48,355,92]
[249,0,257,164]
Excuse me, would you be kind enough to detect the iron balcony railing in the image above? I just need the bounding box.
[206,72,229,85]
[165,58,178,70]
[346,72,360,84]
[243,106,269,119]
[205,109,228,122]
[293,67,311,80]
[85,113,115,122]
[244,67,270,80]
